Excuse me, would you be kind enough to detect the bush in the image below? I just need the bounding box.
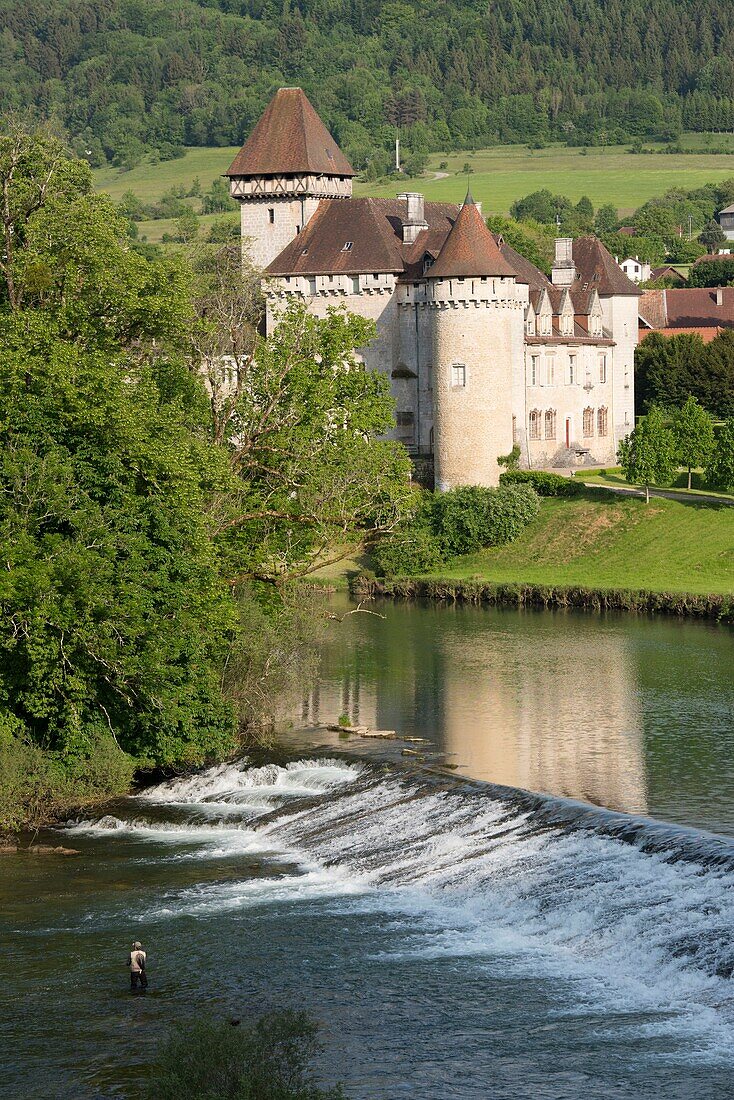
[371,515,444,578]
[145,1011,344,1100]
[372,483,540,576]
[499,469,584,497]
[0,732,134,834]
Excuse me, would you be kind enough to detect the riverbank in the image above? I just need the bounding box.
[353,494,733,617]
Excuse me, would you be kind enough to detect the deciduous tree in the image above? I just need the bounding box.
[617,405,677,503]
[671,396,715,489]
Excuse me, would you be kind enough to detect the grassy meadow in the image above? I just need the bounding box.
[424,494,734,596]
[94,135,734,219]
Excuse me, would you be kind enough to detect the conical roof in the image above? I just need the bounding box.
[427,196,518,279]
[227,88,355,179]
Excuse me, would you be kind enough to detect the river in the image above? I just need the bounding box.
[2,602,734,1099]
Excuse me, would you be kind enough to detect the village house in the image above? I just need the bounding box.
[617,256,652,284]
[639,286,734,344]
[227,88,639,488]
[717,203,734,241]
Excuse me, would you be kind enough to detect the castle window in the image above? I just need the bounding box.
[546,358,555,385]
[583,407,595,437]
[597,406,608,436]
[599,354,607,383]
[526,315,535,336]
[451,363,466,388]
[530,355,540,386]
[545,409,556,440]
[568,354,576,384]
[268,208,275,224]
[396,411,414,427]
[342,241,353,251]
[373,274,379,280]
[529,409,542,440]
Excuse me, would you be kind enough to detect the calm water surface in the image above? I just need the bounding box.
[2,603,733,1100]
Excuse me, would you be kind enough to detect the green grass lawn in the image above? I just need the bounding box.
[93,136,734,217]
[580,467,734,502]
[425,494,734,596]
[135,211,239,244]
[93,147,240,202]
[361,142,734,216]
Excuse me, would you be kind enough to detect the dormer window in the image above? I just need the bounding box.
[342,242,353,252]
[526,317,535,335]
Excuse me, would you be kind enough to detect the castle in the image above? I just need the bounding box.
[227,88,640,489]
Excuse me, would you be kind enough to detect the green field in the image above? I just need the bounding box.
[425,495,734,596]
[93,136,734,218]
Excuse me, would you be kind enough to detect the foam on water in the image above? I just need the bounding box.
[136,757,361,810]
[65,756,734,1065]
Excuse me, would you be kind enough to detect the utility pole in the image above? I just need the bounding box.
[395,130,400,173]
[688,215,693,241]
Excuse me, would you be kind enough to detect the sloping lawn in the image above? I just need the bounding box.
[426,495,734,596]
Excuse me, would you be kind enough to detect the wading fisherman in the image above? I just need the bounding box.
[128,941,148,992]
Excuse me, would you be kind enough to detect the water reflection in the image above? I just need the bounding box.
[300,600,734,833]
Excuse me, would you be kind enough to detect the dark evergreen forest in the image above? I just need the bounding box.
[1,0,734,169]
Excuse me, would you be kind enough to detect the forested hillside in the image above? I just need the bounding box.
[1,0,734,171]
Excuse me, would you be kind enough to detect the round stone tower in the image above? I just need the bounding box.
[426,195,528,490]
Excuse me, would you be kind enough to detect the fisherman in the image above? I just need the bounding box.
[128,941,148,992]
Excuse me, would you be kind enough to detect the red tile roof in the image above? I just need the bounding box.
[227,88,354,179]
[640,326,722,344]
[427,198,519,279]
[639,287,734,330]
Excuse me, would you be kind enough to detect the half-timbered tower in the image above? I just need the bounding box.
[226,88,354,269]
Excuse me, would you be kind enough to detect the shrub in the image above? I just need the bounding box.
[432,483,540,556]
[371,515,444,577]
[499,469,584,497]
[145,1011,344,1100]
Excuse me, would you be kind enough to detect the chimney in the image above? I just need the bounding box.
[400,192,428,245]
[552,237,576,286]
[716,287,724,306]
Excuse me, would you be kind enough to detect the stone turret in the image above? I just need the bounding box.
[226,88,354,269]
[426,194,528,490]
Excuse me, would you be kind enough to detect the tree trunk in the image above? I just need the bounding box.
[688,467,692,491]
[645,484,650,504]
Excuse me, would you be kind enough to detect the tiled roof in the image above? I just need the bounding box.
[497,239,552,293]
[692,252,734,265]
[649,326,723,343]
[639,287,734,330]
[427,198,520,279]
[664,287,734,327]
[227,88,354,178]
[265,197,457,276]
[572,237,641,296]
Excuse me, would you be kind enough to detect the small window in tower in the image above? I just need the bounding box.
[373,274,379,280]
[396,412,415,427]
[268,208,275,224]
[295,225,300,234]
[301,247,309,255]
[451,363,466,388]
[342,242,353,252]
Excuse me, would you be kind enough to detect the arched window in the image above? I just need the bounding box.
[583,407,594,437]
[545,409,556,440]
[597,406,608,437]
[529,409,542,440]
